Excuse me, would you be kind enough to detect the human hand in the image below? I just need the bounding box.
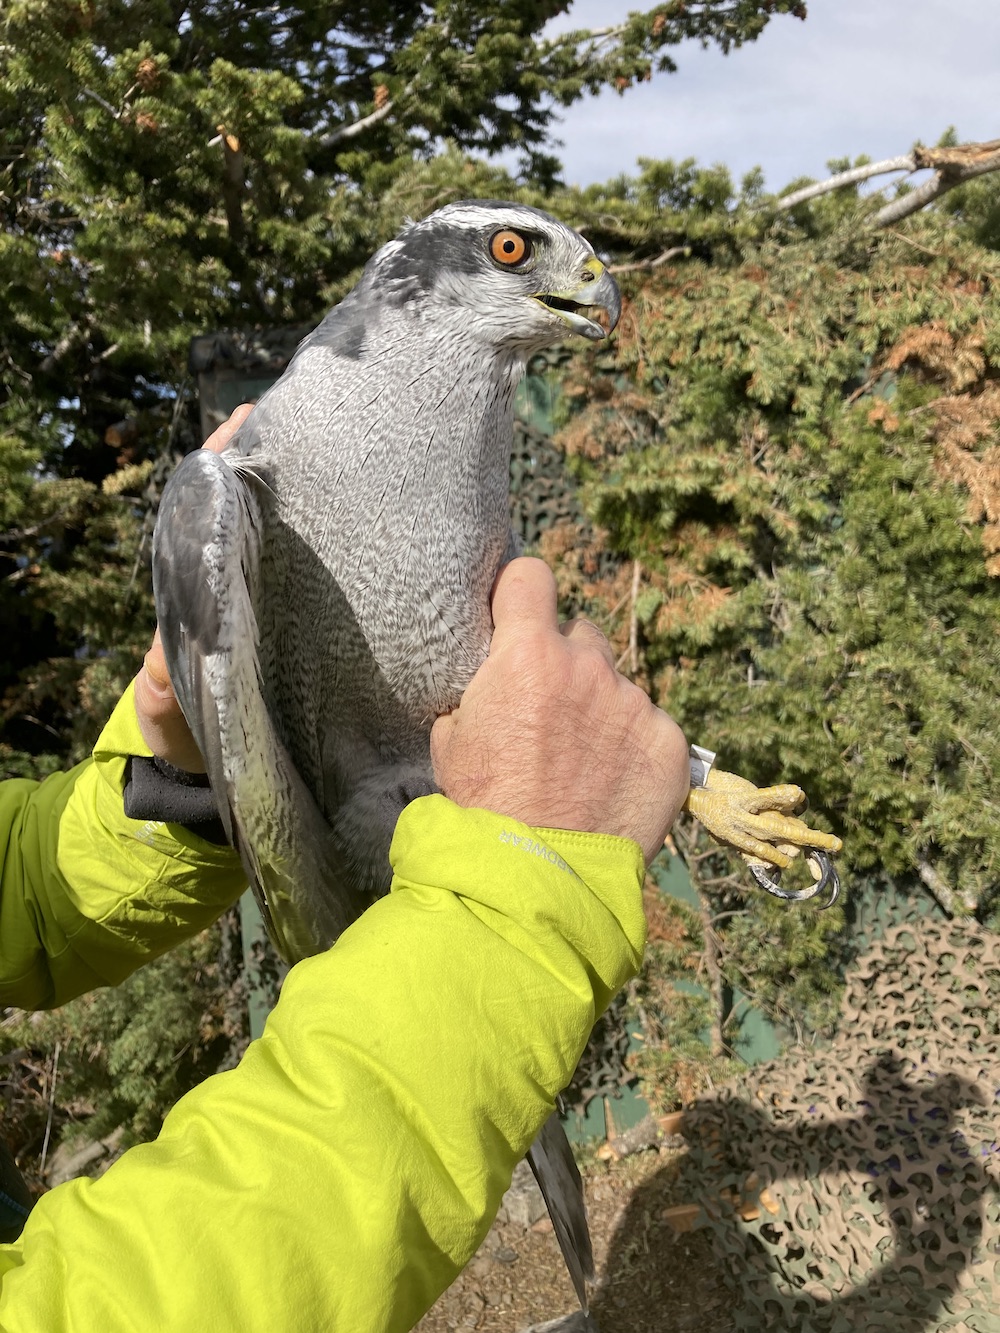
[430,557,690,865]
[134,404,255,770]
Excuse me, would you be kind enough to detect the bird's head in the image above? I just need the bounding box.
[364,200,621,351]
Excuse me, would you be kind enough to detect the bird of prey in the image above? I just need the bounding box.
[152,201,622,1315]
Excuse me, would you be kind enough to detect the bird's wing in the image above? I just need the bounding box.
[528,1112,595,1313]
[153,448,366,963]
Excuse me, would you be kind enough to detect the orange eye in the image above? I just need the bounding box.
[490,230,531,266]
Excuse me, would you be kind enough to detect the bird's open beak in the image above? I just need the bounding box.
[533,258,621,341]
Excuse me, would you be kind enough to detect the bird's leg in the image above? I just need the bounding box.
[332,761,438,897]
[685,746,843,907]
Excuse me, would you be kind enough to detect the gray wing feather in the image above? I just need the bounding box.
[153,449,366,963]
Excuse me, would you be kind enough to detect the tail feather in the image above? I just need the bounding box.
[527,1112,594,1314]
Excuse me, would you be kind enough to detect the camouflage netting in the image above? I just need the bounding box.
[509,419,586,548]
[563,990,635,1113]
[681,918,1000,1332]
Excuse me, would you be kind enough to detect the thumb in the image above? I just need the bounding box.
[141,628,174,694]
[488,557,560,654]
[134,630,206,773]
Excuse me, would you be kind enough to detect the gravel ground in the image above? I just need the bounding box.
[416,1146,736,1333]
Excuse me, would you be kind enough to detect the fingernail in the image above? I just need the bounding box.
[141,657,174,697]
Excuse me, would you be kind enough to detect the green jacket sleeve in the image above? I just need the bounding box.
[0,795,646,1333]
[0,681,246,1010]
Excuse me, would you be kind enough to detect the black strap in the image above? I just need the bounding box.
[123,756,228,845]
[0,1136,32,1243]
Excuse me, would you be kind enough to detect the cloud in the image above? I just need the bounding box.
[512,0,1000,192]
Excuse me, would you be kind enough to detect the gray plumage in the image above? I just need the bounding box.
[153,200,621,1314]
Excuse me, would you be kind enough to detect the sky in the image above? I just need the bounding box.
[528,0,999,195]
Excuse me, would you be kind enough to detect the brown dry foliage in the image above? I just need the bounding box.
[929,384,1000,573]
[866,399,900,433]
[538,520,614,601]
[643,875,697,956]
[885,319,987,392]
[135,57,160,91]
[878,318,1000,574]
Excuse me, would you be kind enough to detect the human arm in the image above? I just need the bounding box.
[0,683,246,1011]
[0,558,689,1332]
[0,407,254,1011]
[0,802,648,1332]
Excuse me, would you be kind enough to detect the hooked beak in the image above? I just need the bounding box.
[533,259,621,341]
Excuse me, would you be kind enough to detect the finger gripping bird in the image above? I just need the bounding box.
[153,201,623,1314]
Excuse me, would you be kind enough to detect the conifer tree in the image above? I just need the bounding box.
[547,163,1000,1070]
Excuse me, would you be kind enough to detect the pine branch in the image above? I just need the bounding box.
[319,24,451,149]
[320,94,400,147]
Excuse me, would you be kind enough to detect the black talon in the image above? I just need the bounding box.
[811,850,840,909]
[748,849,840,909]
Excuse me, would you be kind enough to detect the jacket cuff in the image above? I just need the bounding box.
[389,794,647,1014]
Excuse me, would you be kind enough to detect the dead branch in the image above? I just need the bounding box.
[39,317,93,373]
[81,87,121,120]
[880,228,948,259]
[39,1039,60,1175]
[915,139,1000,169]
[775,156,916,211]
[104,418,139,450]
[615,558,642,675]
[696,888,726,1058]
[917,859,954,915]
[916,858,977,916]
[319,30,444,150]
[628,558,641,676]
[217,126,246,244]
[873,140,1000,226]
[543,22,629,49]
[319,20,633,150]
[771,137,1000,229]
[321,98,398,147]
[596,1111,661,1161]
[610,245,689,274]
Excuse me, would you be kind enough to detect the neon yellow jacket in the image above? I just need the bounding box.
[0,687,647,1332]
[0,682,247,1011]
